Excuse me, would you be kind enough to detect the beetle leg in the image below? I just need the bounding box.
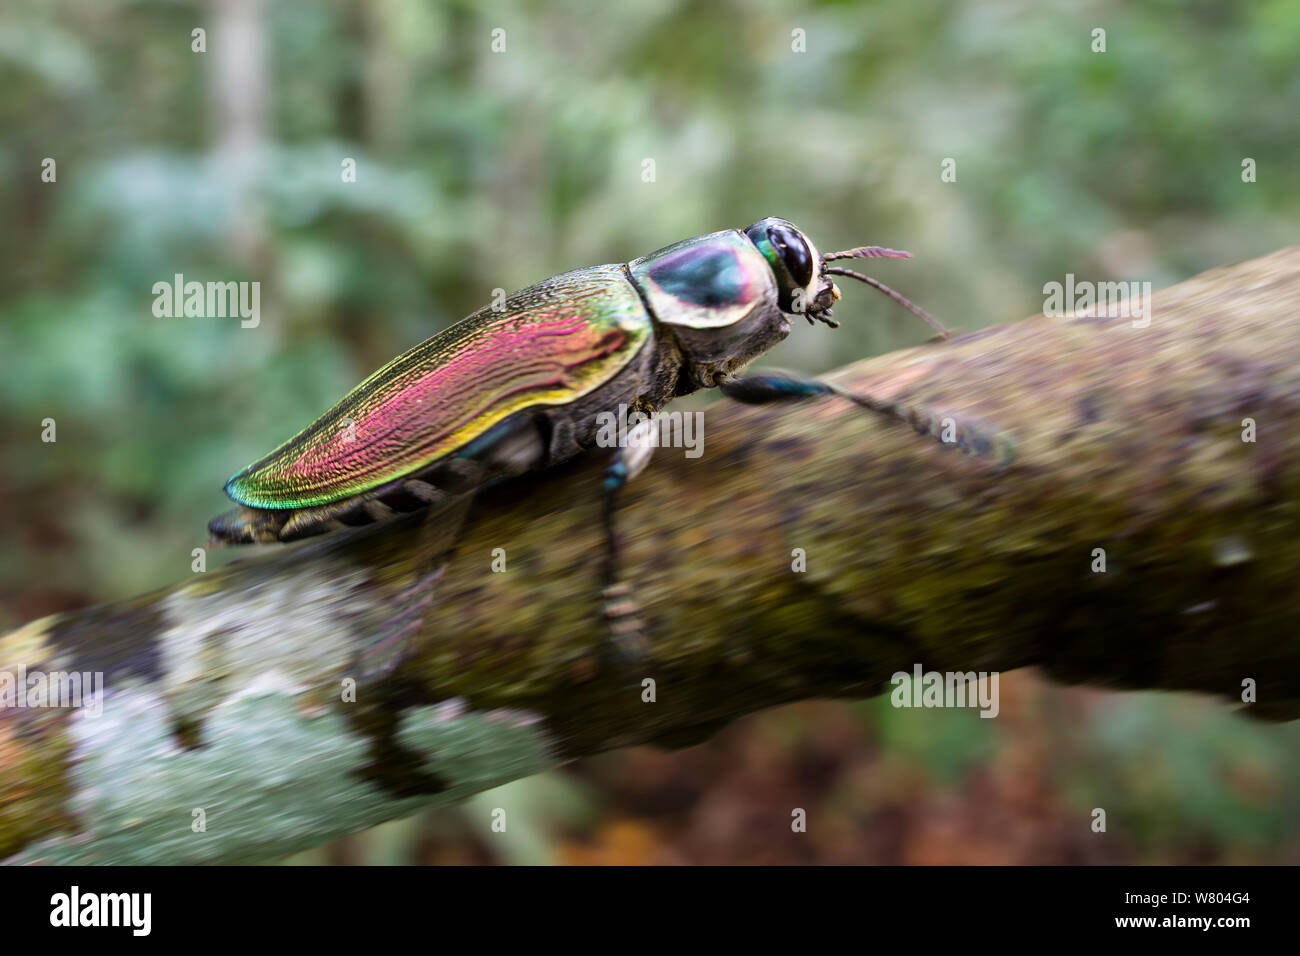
[601,417,657,660]
[360,412,554,676]
[716,369,839,405]
[717,370,1014,468]
[357,491,477,679]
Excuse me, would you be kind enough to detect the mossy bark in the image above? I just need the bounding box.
[4,248,1299,863]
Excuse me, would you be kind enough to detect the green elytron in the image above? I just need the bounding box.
[210,218,992,642]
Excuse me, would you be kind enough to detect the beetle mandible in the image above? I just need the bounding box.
[209,217,999,651]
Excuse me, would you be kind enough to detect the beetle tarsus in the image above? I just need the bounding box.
[833,385,1015,467]
[601,581,649,663]
[352,563,446,678]
[717,370,1014,468]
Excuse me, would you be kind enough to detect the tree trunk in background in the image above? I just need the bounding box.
[211,0,268,267]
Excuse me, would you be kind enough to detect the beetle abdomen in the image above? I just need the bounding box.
[223,265,652,512]
[208,475,441,544]
[211,400,564,543]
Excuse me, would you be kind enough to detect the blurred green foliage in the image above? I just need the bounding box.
[2,0,1297,863]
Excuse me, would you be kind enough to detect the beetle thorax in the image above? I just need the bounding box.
[656,306,790,390]
[628,228,793,392]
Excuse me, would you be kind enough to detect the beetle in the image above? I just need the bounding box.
[209,217,998,650]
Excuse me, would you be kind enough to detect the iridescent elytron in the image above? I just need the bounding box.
[225,267,649,512]
[210,218,982,644]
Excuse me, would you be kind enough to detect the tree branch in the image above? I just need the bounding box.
[4,247,1299,863]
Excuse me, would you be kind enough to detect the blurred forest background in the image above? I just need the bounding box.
[2,0,1298,864]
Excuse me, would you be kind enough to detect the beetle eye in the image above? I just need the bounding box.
[766,224,814,288]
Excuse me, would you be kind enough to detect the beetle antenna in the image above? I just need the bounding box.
[822,246,913,261]
[822,266,951,339]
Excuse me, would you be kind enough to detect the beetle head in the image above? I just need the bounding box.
[745,217,840,322]
[744,217,948,337]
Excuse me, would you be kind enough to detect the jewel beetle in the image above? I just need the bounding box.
[209,217,994,646]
